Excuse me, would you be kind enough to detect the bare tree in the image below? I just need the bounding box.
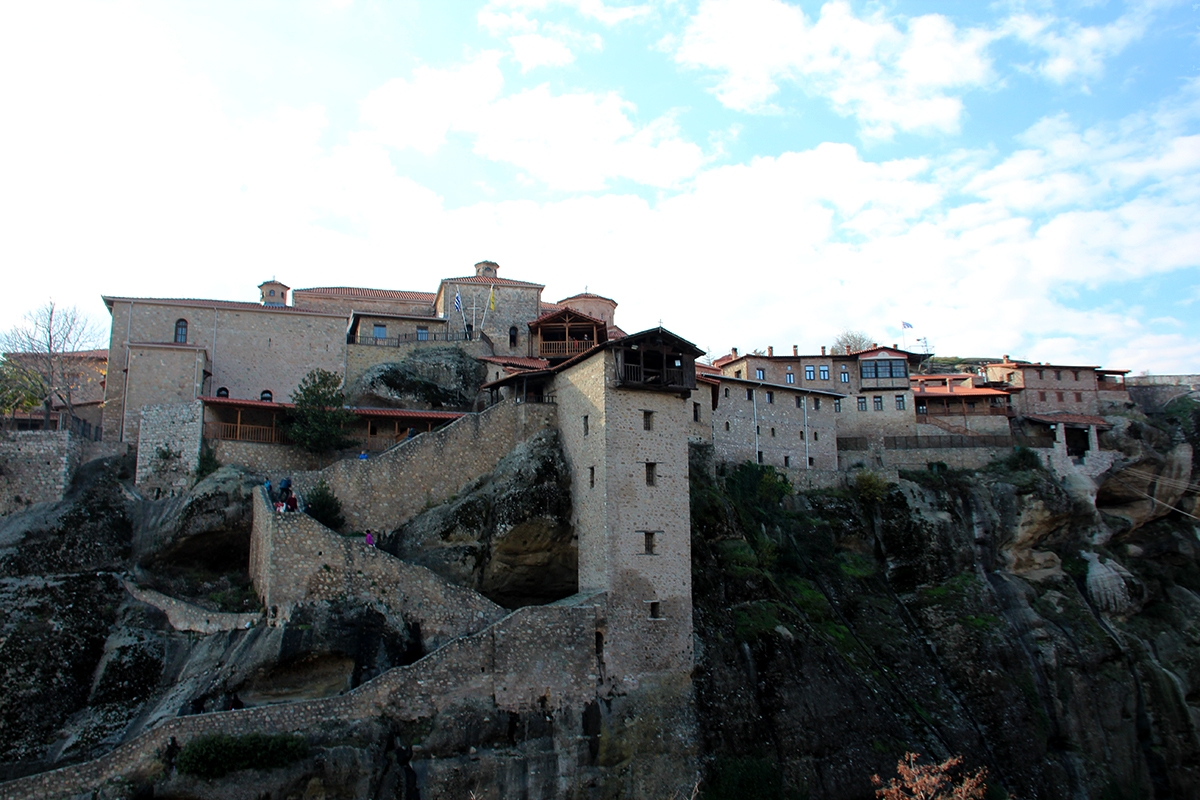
[0,301,105,428]
[830,329,875,355]
[872,753,988,799]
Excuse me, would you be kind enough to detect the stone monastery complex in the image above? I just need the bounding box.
[0,260,1163,797]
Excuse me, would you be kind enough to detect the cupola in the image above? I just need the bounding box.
[474,261,499,278]
[258,279,290,306]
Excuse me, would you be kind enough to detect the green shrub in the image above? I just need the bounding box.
[195,445,220,479]
[305,479,345,530]
[1004,446,1042,472]
[851,469,889,505]
[176,733,308,779]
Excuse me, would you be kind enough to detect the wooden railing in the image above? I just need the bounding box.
[204,422,286,444]
[538,340,596,358]
[885,434,1014,450]
[621,365,687,387]
[916,406,1013,418]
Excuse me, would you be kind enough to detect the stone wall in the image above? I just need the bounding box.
[0,599,601,800]
[249,488,505,648]
[209,439,322,476]
[290,399,558,533]
[711,382,838,471]
[0,430,82,516]
[1127,374,1200,413]
[135,401,204,496]
[123,581,261,634]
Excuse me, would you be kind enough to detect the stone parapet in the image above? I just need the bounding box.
[289,399,558,533]
[249,488,505,649]
[123,581,261,634]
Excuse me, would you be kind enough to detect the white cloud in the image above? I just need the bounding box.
[359,53,505,154]
[509,33,578,70]
[482,0,652,26]
[1006,5,1151,86]
[673,0,997,138]
[358,54,707,190]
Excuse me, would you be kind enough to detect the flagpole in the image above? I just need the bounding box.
[480,286,492,333]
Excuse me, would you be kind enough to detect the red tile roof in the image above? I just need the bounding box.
[442,276,545,288]
[295,287,436,302]
[558,291,617,305]
[200,395,464,420]
[913,387,1010,398]
[479,356,551,370]
[102,296,345,317]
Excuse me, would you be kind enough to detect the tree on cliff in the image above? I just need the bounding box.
[872,753,988,799]
[283,369,357,456]
[830,329,875,355]
[0,301,104,427]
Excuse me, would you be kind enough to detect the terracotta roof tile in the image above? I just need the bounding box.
[442,276,545,288]
[1025,412,1112,428]
[479,356,551,370]
[295,287,436,302]
[103,296,345,316]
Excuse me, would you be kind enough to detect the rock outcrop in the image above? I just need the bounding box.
[351,346,487,410]
[381,429,575,607]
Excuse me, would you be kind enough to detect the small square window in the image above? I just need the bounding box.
[583,415,589,436]
[834,398,842,412]
[1055,370,1062,380]
[858,397,868,411]
[756,368,765,380]
[895,395,906,410]
[1073,371,1080,380]
[649,601,662,619]
[819,365,829,380]
[645,462,657,486]
[805,365,815,380]
[795,396,803,409]
[644,531,657,555]
[873,396,884,411]
[693,402,701,422]
[840,371,850,383]
[747,388,754,401]
[1039,391,1047,401]
[784,455,791,467]
[1037,370,1044,379]
[1056,392,1064,402]
[813,397,821,411]
[724,387,730,397]
[735,370,742,378]
[1074,392,1082,402]
[416,326,429,341]
[808,456,814,466]
[766,391,774,404]
[373,324,387,338]
[724,421,731,431]
[757,451,763,464]
[643,410,654,431]
[786,373,795,384]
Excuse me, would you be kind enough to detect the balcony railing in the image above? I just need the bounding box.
[538,340,597,358]
[349,331,465,346]
[915,406,1013,420]
[204,422,287,444]
[621,364,686,387]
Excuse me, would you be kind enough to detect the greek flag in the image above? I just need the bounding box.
[454,291,462,313]
[901,321,913,329]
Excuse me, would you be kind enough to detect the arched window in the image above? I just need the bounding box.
[509,326,518,347]
[174,319,188,343]
[260,390,273,402]
[216,387,229,398]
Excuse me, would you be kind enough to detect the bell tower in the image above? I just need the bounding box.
[474,261,499,278]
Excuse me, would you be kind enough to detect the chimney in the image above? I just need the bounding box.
[872,342,878,349]
[732,347,738,358]
[1003,354,1009,361]
[892,343,897,349]
[821,346,826,356]
[767,346,774,357]
[793,345,798,356]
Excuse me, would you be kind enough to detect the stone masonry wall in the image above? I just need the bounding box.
[0,430,82,516]
[249,488,505,649]
[135,401,204,495]
[123,581,262,634]
[209,439,322,476]
[290,399,557,533]
[711,383,838,471]
[0,599,600,800]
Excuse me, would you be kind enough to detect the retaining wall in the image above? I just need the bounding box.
[135,401,204,496]
[0,599,600,800]
[290,399,557,533]
[249,488,505,648]
[0,430,82,516]
[123,581,262,634]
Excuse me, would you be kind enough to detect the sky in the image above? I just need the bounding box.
[1,0,1198,371]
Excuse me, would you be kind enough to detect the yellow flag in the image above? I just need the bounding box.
[488,286,496,310]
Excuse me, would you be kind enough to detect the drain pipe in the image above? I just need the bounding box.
[803,394,810,469]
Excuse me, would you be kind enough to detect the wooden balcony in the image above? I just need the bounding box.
[204,422,286,444]
[538,340,597,358]
[621,364,687,387]
[915,406,1013,421]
